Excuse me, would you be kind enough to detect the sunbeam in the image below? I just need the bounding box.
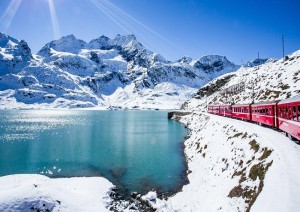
[89,0,184,58]
[102,0,172,46]
[0,0,22,33]
[48,0,61,39]
[90,0,131,34]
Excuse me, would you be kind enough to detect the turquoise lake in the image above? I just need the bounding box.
[0,110,188,197]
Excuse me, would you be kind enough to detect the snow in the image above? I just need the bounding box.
[0,174,114,211]
[158,111,300,211]
[278,94,300,104]
[0,32,239,110]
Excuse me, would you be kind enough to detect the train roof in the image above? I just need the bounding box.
[232,103,251,107]
[278,95,300,104]
[251,100,278,106]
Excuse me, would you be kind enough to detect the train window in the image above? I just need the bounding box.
[281,107,285,118]
[293,106,297,121]
[288,107,293,120]
[266,108,269,115]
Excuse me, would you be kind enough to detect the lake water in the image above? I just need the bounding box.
[0,110,188,197]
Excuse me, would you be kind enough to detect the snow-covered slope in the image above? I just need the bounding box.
[0,32,240,109]
[158,112,299,212]
[0,174,113,211]
[191,50,300,106]
[156,51,300,212]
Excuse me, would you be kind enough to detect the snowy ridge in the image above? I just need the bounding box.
[0,32,240,109]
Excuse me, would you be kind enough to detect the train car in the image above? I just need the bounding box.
[277,96,300,141]
[219,105,232,117]
[251,101,278,127]
[208,105,220,115]
[232,104,252,121]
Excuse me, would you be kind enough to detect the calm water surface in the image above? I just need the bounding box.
[0,110,188,196]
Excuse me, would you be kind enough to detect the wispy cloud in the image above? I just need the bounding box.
[89,0,183,59]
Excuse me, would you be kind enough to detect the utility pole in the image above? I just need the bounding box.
[282,34,285,59]
[252,81,255,104]
[258,51,260,59]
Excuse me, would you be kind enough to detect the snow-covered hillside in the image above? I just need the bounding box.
[157,50,300,211]
[188,50,300,107]
[0,32,239,109]
[160,112,300,212]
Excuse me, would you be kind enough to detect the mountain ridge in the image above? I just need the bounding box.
[0,32,244,109]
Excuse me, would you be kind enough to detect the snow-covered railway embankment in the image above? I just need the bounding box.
[164,112,300,212]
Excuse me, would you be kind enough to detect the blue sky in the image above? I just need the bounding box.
[0,0,299,64]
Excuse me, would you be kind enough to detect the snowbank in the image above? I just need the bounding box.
[0,174,114,211]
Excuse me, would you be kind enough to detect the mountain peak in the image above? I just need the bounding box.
[177,56,192,64]
[0,32,19,48]
[88,35,111,49]
[243,58,268,67]
[193,55,239,75]
[37,34,87,56]
[112,34,139,48]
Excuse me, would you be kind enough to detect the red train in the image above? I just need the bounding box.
[207,95,300,142]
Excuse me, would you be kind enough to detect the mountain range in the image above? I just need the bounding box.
[1,32,242,109]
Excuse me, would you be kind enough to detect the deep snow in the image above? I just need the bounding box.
[0,174,114,211]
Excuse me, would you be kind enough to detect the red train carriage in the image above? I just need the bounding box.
[251,101,278,127]
[208,105,220,115]
[232,104,252,121]
[277,96,300,141]
[219,105,232,117]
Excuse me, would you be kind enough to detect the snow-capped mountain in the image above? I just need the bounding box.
[0,33,32,76]
[0,32,240,109]
[185,50,300,110]
[243,58,268,68]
